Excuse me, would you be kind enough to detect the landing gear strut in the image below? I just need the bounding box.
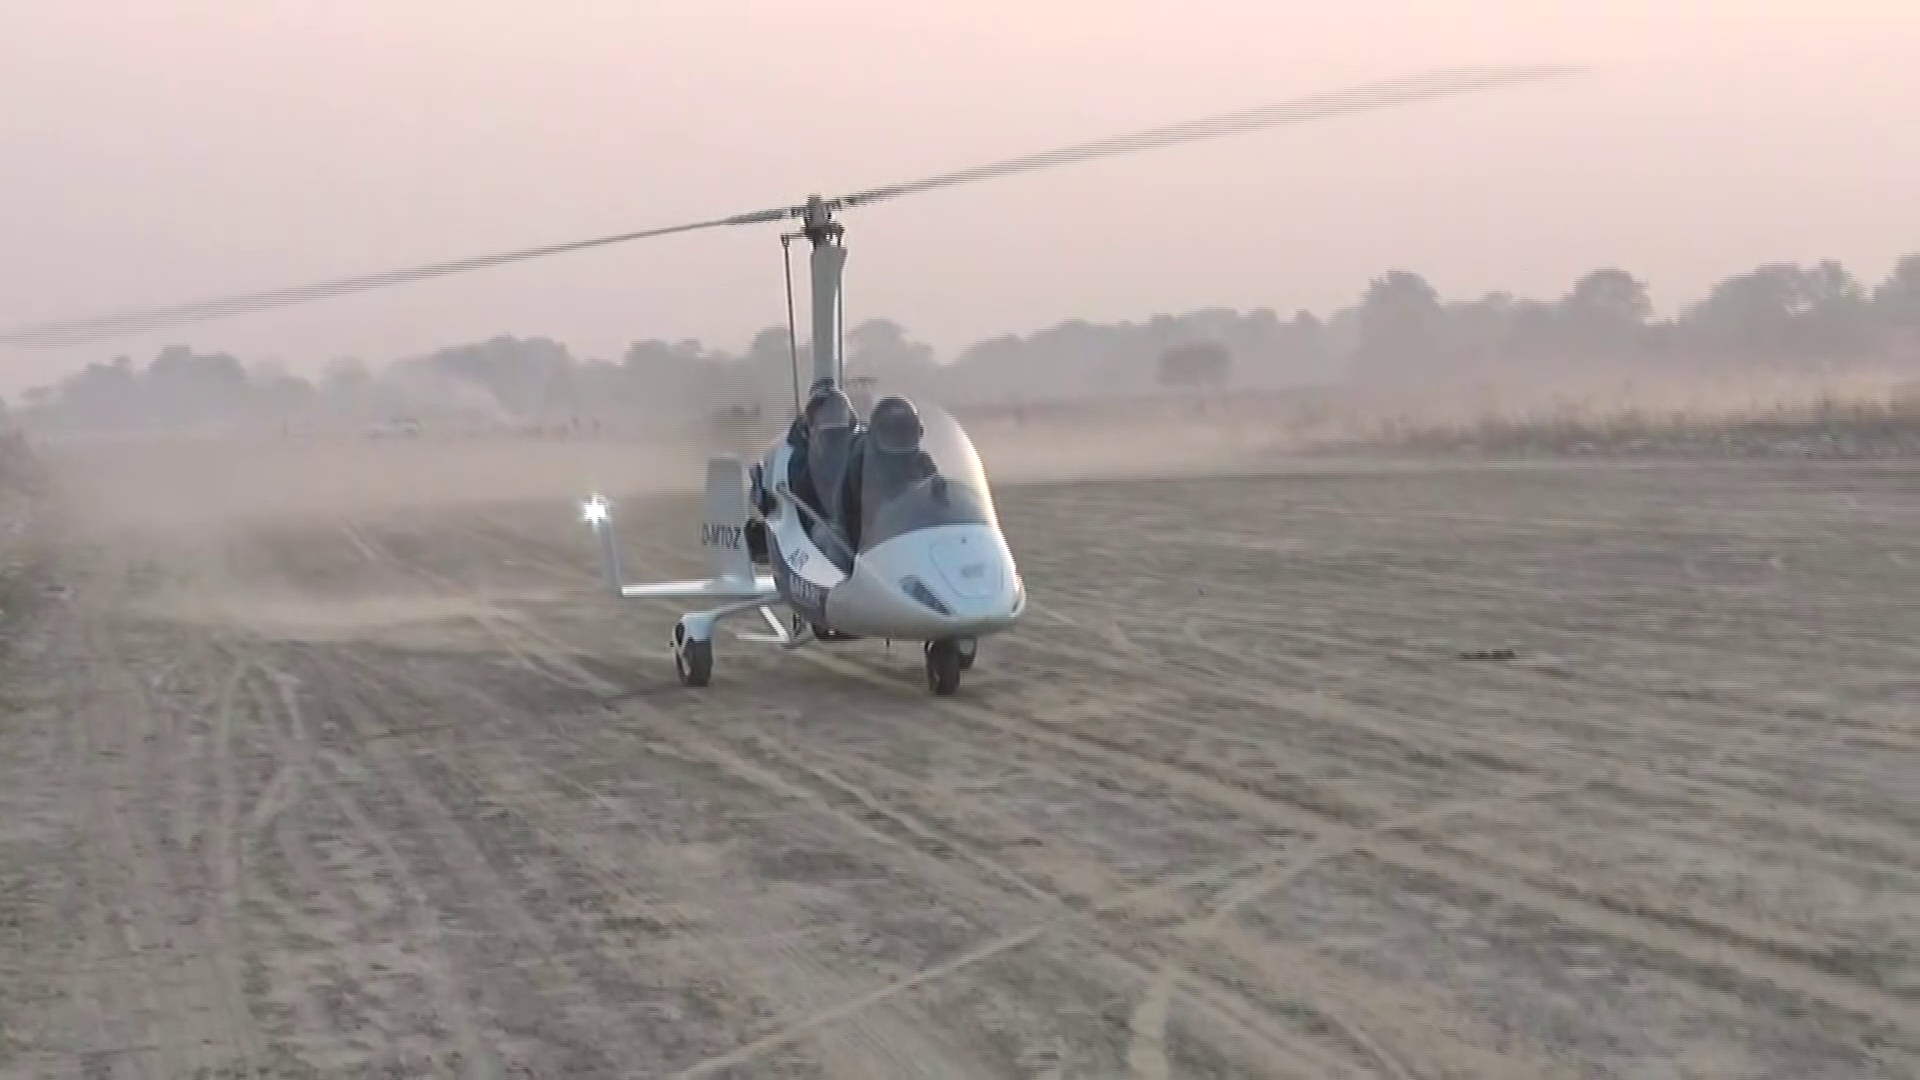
[745,518,770,566]
[672,618,713,687]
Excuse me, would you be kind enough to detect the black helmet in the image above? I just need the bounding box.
[869,395,923,453]
[804,384,854,433]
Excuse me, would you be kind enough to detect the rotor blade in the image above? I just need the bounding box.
[1,64,1580,349]
[0,206,796,347]
[829,65,1579,211]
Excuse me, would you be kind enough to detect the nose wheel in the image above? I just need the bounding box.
[672,619,713,687]
[925,637,975,695]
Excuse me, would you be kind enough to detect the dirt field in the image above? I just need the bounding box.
[1,438,1915,1078]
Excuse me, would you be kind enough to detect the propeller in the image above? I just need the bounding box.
[1,64,1581,348]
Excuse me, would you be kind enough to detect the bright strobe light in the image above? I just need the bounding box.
[581,494,610,525]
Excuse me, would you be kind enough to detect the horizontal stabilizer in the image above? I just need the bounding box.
[618,575,778,602]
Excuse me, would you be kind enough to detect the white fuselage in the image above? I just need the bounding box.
[758,438,1026,641]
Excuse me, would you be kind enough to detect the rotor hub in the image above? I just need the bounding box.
[800,194,843,246]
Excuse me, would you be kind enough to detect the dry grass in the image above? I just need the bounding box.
[1318,396,1920,460]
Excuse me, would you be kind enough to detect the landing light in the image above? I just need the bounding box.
[581,494,610,525]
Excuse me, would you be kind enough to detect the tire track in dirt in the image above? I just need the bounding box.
[331,514,1011,1074]
[59,606,171,1080]
[318,594,1023,1074]
[253,649,504,1079]
[441,576,1353,1080]
[118,629,264,1077]
[194,647,265,1076]
[1184,600,1918,754]
[204,517,522,1074]
[738,722,1432,1080]
[378,557,1079,1080]
[454,481,1918,992]
[239,652,452,1074]
[730,702,1592,1080]
[459,487,1918,1041]
[60,570,265,1078]
[1023,609,1920,877]
[1130,607,1920,966]
[799,649,1918,1038]
[1169,614,1917,836]
[1029,630,1912,976]
[1120,771,1599,1080]
[600,667,1551,1079]
[609,716,1034,1079]
[299,468,1920,1060]
[654,836,1348,1080]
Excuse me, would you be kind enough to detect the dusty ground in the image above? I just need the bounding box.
[0,438,1915,1079]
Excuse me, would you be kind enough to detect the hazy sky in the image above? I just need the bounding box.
[3,0,1915,390]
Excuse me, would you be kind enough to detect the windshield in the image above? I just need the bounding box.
[857,405,997,551]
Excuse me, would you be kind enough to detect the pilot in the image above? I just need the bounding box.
[792,384,866,565]
[785,382,856,516]
[841,394,938,550]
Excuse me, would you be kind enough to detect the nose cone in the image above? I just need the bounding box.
[916,526,1022,630]
[928,533,1004,601]
[836,524,1026,638]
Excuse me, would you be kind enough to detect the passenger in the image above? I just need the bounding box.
[785,383,856,517]
[841,395,938,550]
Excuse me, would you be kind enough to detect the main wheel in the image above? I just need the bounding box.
[925,638,963,696]
[955,636,978,671]
[672,621,713,687]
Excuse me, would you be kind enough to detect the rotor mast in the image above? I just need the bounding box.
[800,195,846,393]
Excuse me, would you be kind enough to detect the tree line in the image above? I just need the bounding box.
[14,253,1917,436]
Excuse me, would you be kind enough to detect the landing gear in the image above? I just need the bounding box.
[956,636,977,671]
[745,518,770,566]
[672,619,713,687]
[925,638,963,696]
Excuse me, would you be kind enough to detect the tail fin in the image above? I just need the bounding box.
[702,455,756,584]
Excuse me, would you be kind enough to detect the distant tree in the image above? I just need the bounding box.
[1875,254,1920,330]
[739,325,801,402]
[847,319,935,373]
[21,250,1920,437]
[1350,270,1444,382]
[1445,292,1521,367]
[1559,269,1652,357]
[1683,260,1869,364]
[1799,260,1874,359]
[1156,340,1232,390]
[1565,268,1652,324]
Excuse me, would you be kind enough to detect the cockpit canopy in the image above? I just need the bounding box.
[858,404,997,551]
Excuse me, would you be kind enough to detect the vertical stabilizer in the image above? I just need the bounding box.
[702,455,756,583]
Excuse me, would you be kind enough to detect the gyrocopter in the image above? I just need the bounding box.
[0,65,1580,694]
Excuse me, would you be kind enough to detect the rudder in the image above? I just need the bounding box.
[701,455,755,583]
